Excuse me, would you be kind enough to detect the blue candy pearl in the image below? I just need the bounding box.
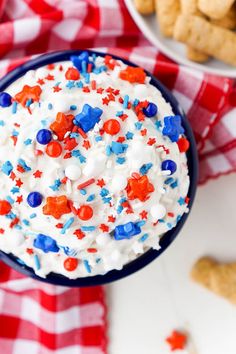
[36,129,52,145]
[143,102,158,117]
[0,92,12,107]
[27,192,43,208]
[161,160,177,175]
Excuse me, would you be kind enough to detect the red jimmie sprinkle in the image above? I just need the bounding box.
[77,178,95,190]
[77,127,87,139]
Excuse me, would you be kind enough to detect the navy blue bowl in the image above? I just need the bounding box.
[0,50,198,287]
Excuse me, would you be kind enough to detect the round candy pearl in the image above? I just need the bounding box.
[143,102,158,117]
[150,204,166,220]
[64,257,79,271]
[77,205,93,221]
[0,92,12,107]
[65,164,81,180]
[27,192,43,208]
[46,141,62,158]
[177,137,190,153]
[36,129,52,145]
[0,200,12,215]
[103,119,121,135]
[161,159,177,175]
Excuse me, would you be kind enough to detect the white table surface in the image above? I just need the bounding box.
[109,174,236,354]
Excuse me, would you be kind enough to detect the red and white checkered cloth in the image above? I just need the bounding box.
[0,0,235,352]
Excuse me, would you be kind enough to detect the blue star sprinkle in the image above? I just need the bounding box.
[74,104,103,133]
[162,115,184,142]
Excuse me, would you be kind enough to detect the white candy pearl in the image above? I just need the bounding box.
[150,204,166,220]
[65,164,81,180]
[110,175,127,193]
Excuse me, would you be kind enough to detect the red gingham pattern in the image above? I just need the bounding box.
[0,0,235,352]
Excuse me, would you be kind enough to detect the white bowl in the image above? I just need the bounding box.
[125,0,236,78]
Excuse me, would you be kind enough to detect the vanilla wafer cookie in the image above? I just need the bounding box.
[155,0,180,37]
[211,4,236,30]
[198,0,235,20]
[134,0,155,15]
[174,14,236,66]
[180,0,209,62]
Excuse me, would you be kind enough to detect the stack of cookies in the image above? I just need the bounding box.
[134,0,236,66]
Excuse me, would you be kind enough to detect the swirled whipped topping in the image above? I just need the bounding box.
[0,52,190,278]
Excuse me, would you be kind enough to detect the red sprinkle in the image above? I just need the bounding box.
[26,248,34,255]
[166,331,187,351]
[77,178,95,190]
[96,179,106,188]
[10,217,19,228]
[74,229,85,240]
[77,127,87,139]
[91,80,97,90]
[99,224,109,232]
[0,228,5,234]
[87,248,97,253]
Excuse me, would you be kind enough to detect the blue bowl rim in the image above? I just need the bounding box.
[0,49,198,287]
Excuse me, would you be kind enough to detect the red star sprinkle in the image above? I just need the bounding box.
[26,248,34,255]
[139,210,148,219]
[0,228,5,234]
[96,179,106,188]
[137,112,145,121]
[74,229,85,240]
[117,136,126,143]
[47,64,55,70]
[96,88,104,94]
[10,172,16,181]
[16,195,23,204]
[33,170,42,178]
[107,215,116,223]
[53,86,62,92]
[99,224,109,232]
[15,85,42,107]
[147,138,156,146]
[166,331,187,351]
[83,86,90,93]
[37,78,45,85]
[119,66,146,84]
[141,129,147,136]
[50,112,74,141]
[126,175,154,202]
[82,140,91,150]
[43,195,71,219]
[102,97,109,105]
[15,178,23,187]
[45,74,54,81]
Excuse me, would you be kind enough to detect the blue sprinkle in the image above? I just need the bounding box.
[80,189,87,195]
[100,188,109,197]
[11,187,19,194]
[54,81,61,87]
[18,159,31,172]
[81,226,96,232]
[6,196,14,205]
[61,217,75,234]
[178,197,185,206]
[82,60,87,73]
[170,180,178,189]
[12,101,18,114]
[139,163,153,175]
[133,98,139,107]
[158,219,165,223]
[12,129,19,136]
[111,141,128,155]
[162,115,184,142]
[40,119,47,127]
[139,233,149,242]
[87,194,95,202]
[34,254,41,270]
[49,179,62,191]
[1,161,13,176]
[15,224,22,230]
[155,120,162,130]
[102,197,112,204]
[25,98,33,107]
[95,136,102,142]
[164,177,174,185]
[0,120,5,126]
[83,259,91,273]
[6,211,16,218]
[17,258,25,265]
[176,215,181,222]
[167,223,172,229]
[22,219,30,226]
[66,80,75,89]
[30,213,37,219]
[114,222,141,240]
[116,111,123,117]
[76,81,84,88]
[116,157,125,164]
[70,105,77,110]
[123,95,129,109]
[136,220,146,227]
[85,73,90,84]
[125,131,134,140]
[48,103,53,110]
[74,104,103,133]
[24,138,32,146]
[71,149,81,157]
[70,132,79,138]
[117,205,123,214]
[96,258,101,264]
[106,145,112,156]
[135,122,142,130]
[79,155,86,163]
